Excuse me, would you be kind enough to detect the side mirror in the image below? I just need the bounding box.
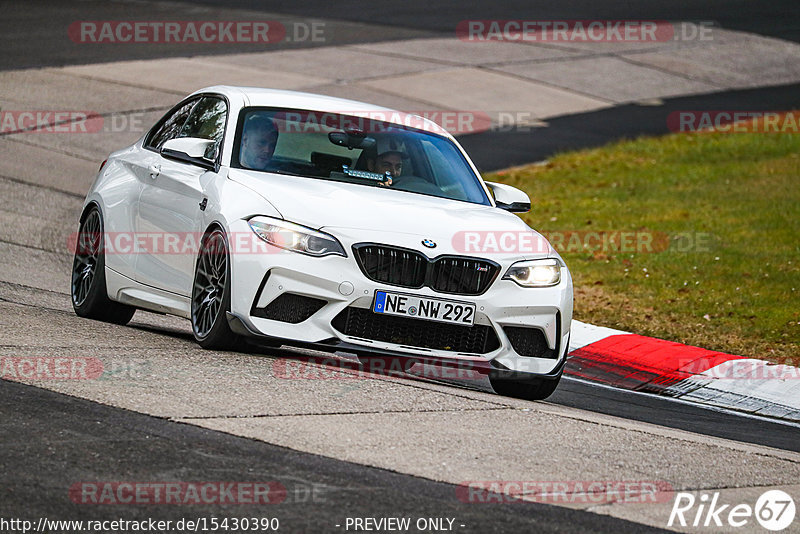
[485,182,531,213]
[161,137,217,170]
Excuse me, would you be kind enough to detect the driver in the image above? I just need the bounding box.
[240,115,279,170]
[367,138,406,186]
[366,137,442,195]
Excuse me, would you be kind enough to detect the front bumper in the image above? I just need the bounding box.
[228,221,573,377]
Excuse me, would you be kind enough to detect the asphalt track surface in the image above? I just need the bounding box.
[2,1,800,532]
[2,379,669,533]
[2,0,799,72]
[460,81,800,171]
[189,0,800,43]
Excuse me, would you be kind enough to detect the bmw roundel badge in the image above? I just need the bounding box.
[421,239,437,248]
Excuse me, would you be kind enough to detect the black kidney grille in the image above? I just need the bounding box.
[354,244,499,295]
[355,245,427,288]
[503,326,558,358]
[332,307,500,354]
[430,257,497,295]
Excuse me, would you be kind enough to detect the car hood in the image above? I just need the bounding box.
[229,169,553,257]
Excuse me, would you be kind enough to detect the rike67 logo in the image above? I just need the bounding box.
[668,490,795,531]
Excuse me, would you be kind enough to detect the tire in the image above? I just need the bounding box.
[71,207,136,325]
[489,370,563,401]
[191,228,242,350]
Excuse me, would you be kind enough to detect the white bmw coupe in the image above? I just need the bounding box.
[71,86,573,399]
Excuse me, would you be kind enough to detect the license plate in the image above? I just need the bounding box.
[373,291,476,326]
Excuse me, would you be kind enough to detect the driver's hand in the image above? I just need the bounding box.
[379,176,393,187]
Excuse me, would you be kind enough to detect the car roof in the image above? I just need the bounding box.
[190,85,449,136]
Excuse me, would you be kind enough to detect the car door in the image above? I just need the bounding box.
[102,98,197,281]
[135,96,228,296]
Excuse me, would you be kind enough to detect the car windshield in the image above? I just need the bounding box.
[232,107,491,205]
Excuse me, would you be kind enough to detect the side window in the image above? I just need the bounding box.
[179,98,227,142]
[179,97,227,160]
[146,99,198,151]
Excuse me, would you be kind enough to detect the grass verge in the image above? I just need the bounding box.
[486,116,799,364]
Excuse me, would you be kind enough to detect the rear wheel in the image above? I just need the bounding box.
[71,207,136,325]
[191,228,242,350]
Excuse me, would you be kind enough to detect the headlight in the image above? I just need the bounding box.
[503,258,562,287]
[248,216,346,257]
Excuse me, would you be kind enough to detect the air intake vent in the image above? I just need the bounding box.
[332,306,500,354]
[503,326,557,358]
[253,293,326,324]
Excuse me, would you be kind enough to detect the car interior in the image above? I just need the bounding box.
[234,110,482,203]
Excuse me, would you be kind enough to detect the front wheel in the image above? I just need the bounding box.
[489,370,562,401]
[71,207,136,325]
[191,228,242,350]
